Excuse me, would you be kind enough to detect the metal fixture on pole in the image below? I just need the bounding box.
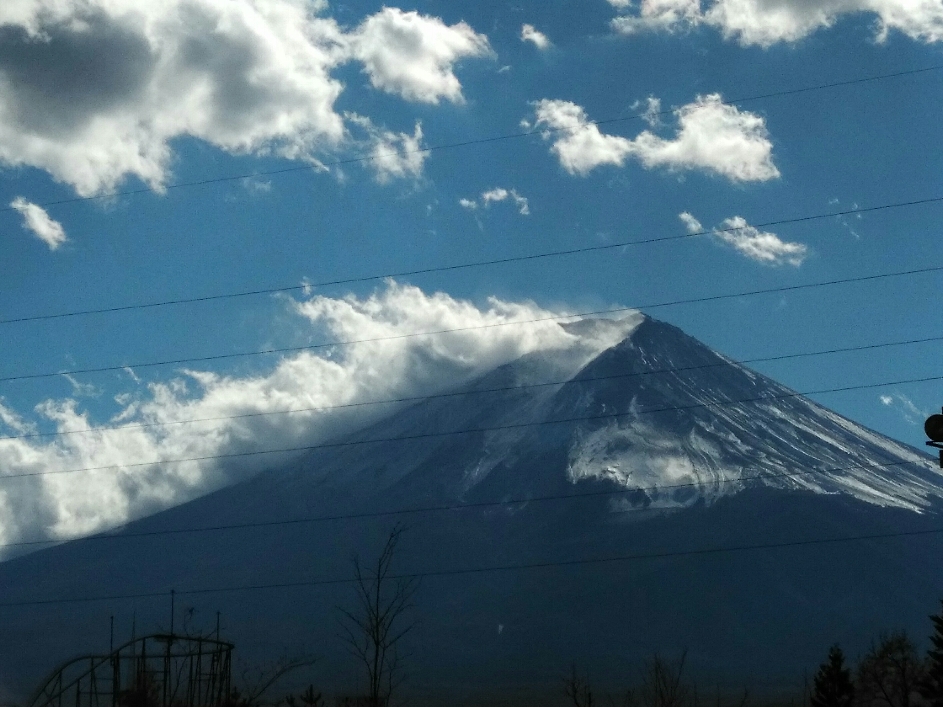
[925,409,943,467]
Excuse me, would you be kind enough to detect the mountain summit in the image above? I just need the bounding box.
[0,315,940,704]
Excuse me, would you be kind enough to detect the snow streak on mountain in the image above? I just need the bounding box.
[289,313,941,518]
[562,317,939,512]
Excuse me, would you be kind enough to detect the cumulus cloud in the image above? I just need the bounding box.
[609,0,943,46]
[521,24,552,49]
[348,7,492,104]
[460,187,530,214]
[531,95,779,181]
[0,283,636,555]
[10,197,67,249]
[0,1,490,196]
[702,214,807,265]
[531,100,635,175]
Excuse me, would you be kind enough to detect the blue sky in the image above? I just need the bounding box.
[0,0,941,546]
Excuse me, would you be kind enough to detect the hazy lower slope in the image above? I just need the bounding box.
[0,315,940,704]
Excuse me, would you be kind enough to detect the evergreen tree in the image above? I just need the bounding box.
[922,600,943,707]
[811,645,855,707]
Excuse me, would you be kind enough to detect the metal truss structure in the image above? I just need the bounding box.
[28,634,233,707]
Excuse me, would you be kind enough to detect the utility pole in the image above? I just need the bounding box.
[925,409,943,467]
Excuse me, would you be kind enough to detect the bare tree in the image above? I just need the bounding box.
[638,652,692,707]
[564,664,595,707]
[337,524,418,707]
[856,631,923,707]
[229,655,319,707]
[618,652,694,707]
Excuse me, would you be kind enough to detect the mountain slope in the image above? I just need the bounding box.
[0,315,940,704]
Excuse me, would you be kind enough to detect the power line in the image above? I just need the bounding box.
[3,262,941,384]
[2,373,937,482]
[4,194,943,327]
[1,62,939,222]
[2,459,920,551]
[2,523,939,608]
[3,332,941,442]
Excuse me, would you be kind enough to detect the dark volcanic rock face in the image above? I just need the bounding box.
[0,315,940,703]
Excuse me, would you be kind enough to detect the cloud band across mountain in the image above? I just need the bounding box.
[0,284,633,555]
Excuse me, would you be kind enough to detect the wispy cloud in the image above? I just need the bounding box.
[681,212,807,266]
[460,187,530,215]
[678,211,703,234]
[10,198,67,250]
[880,393,929,425]
[521,24,552,49]
[348,115,428,183]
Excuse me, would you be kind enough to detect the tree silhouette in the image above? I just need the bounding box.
[810,645,855,707]
[337,524,417,707]
[857,631,923,707]
[562,664,595,707]
[922,600,943,707]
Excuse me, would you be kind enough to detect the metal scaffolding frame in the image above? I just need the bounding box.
[28,634,233,707]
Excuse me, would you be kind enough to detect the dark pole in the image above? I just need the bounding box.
[170,590,175,637]
[925,409,943,467]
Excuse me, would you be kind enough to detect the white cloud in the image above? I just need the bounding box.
[0,2,491,196]
[348,114,428,183]
[612,0,702,34]
[0,401,34,436]
[712,215,807,265]
[532,100,635,175]
[0,283,637,554]
[241,176,273,195]
[678,211,703,233]
[880,392,928,424]
[482,187,530,215]
[531,95,779,181]
[634,96,663,127]
[521,24,552,49]
[461,187,530,215]
[349,7,492,104]
[610,0,943,46]
[62,374,101,398]
[10,197,67,250]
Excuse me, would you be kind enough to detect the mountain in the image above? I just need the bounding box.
[1,315,941,705]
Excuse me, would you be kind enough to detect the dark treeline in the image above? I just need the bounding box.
[559,601,943,707]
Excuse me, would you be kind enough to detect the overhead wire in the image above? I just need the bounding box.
[2,261,941,384]
[2,332,941,442]
[3,194,943,327]
[0,62,939,221]
[1,459,923,551]
[2,523,940,608]
[0,65,940,611]
[1,372,938,482]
